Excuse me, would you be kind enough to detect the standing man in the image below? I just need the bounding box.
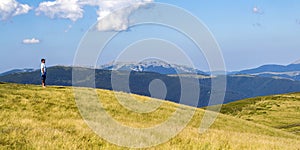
[41,59,47,88]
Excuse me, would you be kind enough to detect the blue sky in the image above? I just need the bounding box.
[1,0,300,73]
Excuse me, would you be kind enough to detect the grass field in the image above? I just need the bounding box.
[0,82,300,149]
[221,92,300,136]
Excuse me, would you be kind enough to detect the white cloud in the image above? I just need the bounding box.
[92,0,153,31]
[64,24,73,32]
[36,0,84,22]
[22,38,40,44]
[253,6,263,15]
[0,0,31,20]
[36,0,154,31]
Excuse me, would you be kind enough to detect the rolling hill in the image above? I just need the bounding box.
[220,92,300,136]
[0,83,299,149]
[1,66,300,107]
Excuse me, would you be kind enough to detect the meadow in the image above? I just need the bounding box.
[221,92,300,136]
[0,82,299,149]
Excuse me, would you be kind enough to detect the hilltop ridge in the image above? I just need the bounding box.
[221,92,300,135]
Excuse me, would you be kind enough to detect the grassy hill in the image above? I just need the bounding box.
[0,82,300,149]
[221,93,300,136]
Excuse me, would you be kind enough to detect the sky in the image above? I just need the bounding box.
[1,0,300,73]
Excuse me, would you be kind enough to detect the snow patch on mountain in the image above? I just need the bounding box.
[99,60,208,75]
[292,59,300,65]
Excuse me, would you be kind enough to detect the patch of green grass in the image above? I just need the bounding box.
[0,83,299,149]
[221,93,300,135]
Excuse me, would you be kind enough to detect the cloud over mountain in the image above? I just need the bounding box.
[0,0,31,20]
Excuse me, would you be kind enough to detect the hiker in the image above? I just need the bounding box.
[41,59,47,88]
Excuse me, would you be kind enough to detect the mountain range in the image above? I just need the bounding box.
[97,60,300,81]
[0,68,34,77]
[98,59,208,75]
[234,62,300,81]
[1,60,300,80]
[1,65,300,107]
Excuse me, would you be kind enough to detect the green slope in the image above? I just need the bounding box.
[221,92,300,136]
[0,83,299,149]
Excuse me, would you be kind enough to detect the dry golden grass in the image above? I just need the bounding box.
[221,93,300,136]
[0,83,299,149]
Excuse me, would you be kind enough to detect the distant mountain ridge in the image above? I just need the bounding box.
[1,60,300,107]
[235,63,300,81]
[2,60,300,79]
[0,60,208,77]
[0,68,35,77]
[292,59,300,65]
[98,60,208,75]
[1,66,300,107]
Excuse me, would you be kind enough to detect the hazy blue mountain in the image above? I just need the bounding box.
[0,68,35,77]
[1,66,300,107]
[293,59,300,65]
[235,63,300,81]
[99,60,208,75]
